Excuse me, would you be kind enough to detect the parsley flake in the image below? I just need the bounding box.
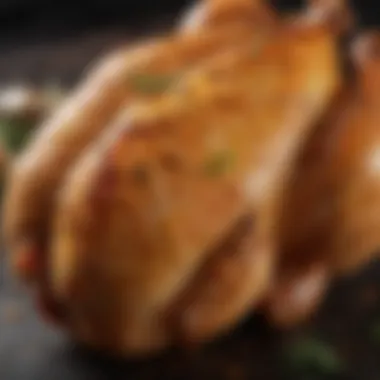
[0,117,34,154]
[203,150,235,177]
[128,73,178,95]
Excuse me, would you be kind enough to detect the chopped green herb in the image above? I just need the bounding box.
[128,73,178,95]
[203,150,235,177]
[370,322,380,343]
[0,117,34,154]
[284,337,343,376]
[0,173,4,205]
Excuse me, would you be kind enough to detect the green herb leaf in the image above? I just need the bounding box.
[203,150,235,177]
[371,322,380,343]
[128,73,178,95]
[285,337,343,376]
[0,118,35,154]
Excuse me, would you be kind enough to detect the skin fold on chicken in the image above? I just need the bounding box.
[3,0,275,286]
[265,30,380,328]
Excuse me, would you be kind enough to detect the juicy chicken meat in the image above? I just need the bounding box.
[266,31,380,327]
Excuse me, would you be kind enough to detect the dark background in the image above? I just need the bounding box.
[0,0,378,84]
[2,1,380,380]
[0,0,379,38]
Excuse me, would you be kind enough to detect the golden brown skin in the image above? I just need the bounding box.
[266,31,380,328]
[49,22,340,355]
[3,0,274,285]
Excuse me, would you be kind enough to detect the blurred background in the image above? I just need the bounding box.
[1,0,380,379]
[0,0,378,84]
[0,0,192,85]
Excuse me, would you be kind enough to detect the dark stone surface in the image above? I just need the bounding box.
[3,254,380,380]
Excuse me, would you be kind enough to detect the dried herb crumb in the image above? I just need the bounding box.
[128,73,179,95]
[203,151,235,178]
[370,321,380,343]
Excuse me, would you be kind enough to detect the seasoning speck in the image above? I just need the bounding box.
[129,73,178,95]
[131,164,150,185]
[203,151,235,177]
[284,337,343,376]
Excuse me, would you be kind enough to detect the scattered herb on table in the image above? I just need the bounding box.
[128,73,179,95]
[370,321,380,343]
[284,336,343,377]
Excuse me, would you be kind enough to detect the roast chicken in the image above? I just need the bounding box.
[2,0,380,357]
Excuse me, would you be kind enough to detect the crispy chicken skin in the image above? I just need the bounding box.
[266,31,380,328]
[3,0,274,284]
[49,21,340,355]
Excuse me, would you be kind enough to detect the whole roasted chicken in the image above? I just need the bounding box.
[2,0,379,357]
